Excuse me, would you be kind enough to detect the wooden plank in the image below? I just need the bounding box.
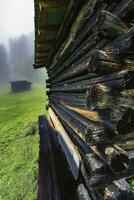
[51,103,118,145]
[77,184,92,200]
[50,70,134,93]
[48,107,82,180]
[51,73,98,86]
[94,10,129,39]
[105,27,134,54]
[38,116,61,200]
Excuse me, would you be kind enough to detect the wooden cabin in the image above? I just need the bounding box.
[10,81,32,93]
[34,0,134,199]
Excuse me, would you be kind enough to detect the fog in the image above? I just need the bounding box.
[0,0,34,45]
[0,0,47,87]
[0,33,47,88]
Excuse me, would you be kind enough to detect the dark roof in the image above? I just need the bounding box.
[10,80,32,84]
[34,0,68,68]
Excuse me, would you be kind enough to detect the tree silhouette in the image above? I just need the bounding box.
[0,44,10,87]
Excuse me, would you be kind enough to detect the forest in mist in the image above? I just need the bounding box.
[0,33,47,87]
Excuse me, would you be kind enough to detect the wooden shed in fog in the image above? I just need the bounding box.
[10,81,32,93]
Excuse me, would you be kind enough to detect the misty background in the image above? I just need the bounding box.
[0,0,47,87]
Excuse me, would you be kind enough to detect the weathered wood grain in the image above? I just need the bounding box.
[50,70,134,93]
[94,10,129,39]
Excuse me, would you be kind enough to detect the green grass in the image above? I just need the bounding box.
[0,84,47,200]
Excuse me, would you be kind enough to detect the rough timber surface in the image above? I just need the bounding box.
[34,0,134,199]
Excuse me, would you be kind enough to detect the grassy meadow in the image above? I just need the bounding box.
[0,84,47,200]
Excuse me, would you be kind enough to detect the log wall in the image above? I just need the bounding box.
[35,0,134,199]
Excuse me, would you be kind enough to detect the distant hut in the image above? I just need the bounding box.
[10,81,32,93]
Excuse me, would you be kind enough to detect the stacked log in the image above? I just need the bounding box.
[44,0,134,199]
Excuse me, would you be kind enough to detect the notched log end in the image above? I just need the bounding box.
[84,153,106,175]
[110,153,129,173]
